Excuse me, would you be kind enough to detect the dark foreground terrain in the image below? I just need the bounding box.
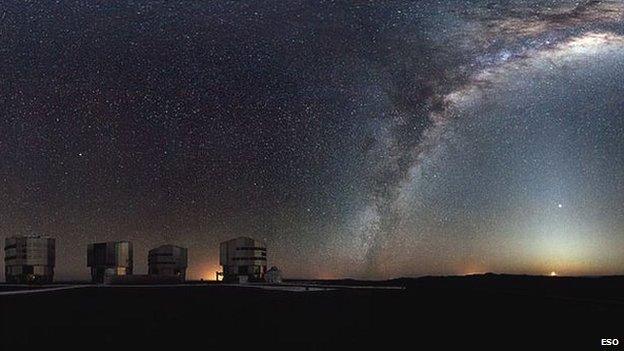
[1,274,623,349]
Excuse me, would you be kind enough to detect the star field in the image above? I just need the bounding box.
[1,1,624,280]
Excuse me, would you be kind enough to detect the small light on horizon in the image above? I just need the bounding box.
[550,271,557,276]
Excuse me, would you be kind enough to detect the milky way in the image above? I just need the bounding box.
[2,1,624,280]
[350,1,624,277]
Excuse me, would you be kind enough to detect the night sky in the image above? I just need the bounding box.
[2,1,624,280]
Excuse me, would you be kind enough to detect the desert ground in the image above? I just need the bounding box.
[1,274,622,349]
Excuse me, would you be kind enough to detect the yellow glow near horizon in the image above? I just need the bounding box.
[187,262,221,281]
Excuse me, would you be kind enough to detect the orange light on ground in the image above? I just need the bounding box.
[550,271,557,277]
[189,262,221,281]
[314,271,339,280]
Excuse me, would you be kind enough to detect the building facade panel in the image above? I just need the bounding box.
[148,245,188,281]
[87,241,133,283]
[219,237,267,282]
[4,236,55,284]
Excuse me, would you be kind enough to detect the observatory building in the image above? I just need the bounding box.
[219,236,267,283]
[87,241,133,283]
[4,235,55,284]
[148,245,188,281]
